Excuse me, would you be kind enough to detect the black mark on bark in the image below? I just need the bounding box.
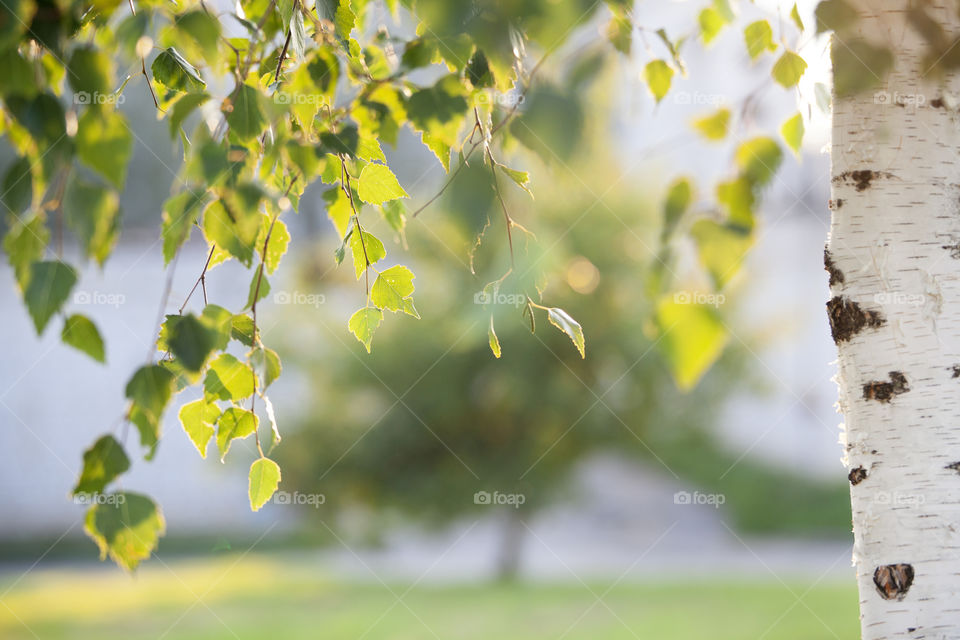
[942,243,960,259]
[952,365,960,378]
[832,170,893,192]
[863,372,909,402]
[826,296,885,343]
[849,466,867,485]
[931,97,945,108]
[824,249,845,287]
[946,461,960,473]
[829,198,844,210]
[873,564,914,601]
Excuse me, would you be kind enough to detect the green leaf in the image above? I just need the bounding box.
[771,51,807,88]
[24,261,77,334]
[62,314,105,363]
[256,216,290,275]
[643,60,673,103]
[371,265,415,312]
[406,75,469,169]
[84,492,165,571]
[744,20,776,60]
[547,307,585,358]
[248,457,281,511]
[67,45,114,98]
[2,156,33,214]
[161,191,208,265]
[246,270,270,309]
[790,3,805,31]
[654,297,728,390]
[488,315,501,359]
[73,435,129,495]
[125,365,175,425]
[348,307,383,353]
[781,112,805,155]
[831,39,892,97]
[251,346,282,389]
[151,47,205,94]
[691,219,754,288]
[179,398,219,459]
[202,199,259,267]
[168,314,217,372]
[204,353,256,401]
[225,83,267,142]
[815,0,859,34]
[231,314,256,346]
[4,214,49,288]
[63,177,120,266]
[498,165,533,197]
[716,177,756,228]
[349,230,385,279]
[76,108,134,191]
[699,6,730,44]
[216,407,258,461]
[357,163,409,204]
[735,137,783,187]
[663,178,693,238]
[692,108,730,141]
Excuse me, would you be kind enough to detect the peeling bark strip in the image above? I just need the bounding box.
[832,170,895,192]
[863,372,910,402]
[849,466,868,485]
[826,296,885,343]
[873,564,914,601]
[824,249,845,287]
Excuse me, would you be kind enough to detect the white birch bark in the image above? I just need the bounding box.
[829,2,960,638]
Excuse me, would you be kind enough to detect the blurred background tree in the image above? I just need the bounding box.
[276,120,850,578]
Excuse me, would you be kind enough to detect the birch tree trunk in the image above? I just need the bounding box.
[828,2,960,638]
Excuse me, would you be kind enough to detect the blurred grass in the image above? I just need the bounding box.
[0,554,859,639]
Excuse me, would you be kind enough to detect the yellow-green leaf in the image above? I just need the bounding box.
[744,20,776,60]
[547,307,585,358]
[781,112,805,155]
[771,51,807,87]
[371,265,415,312]
[644,60,673,103]
[84,493,165,571]
[62,314,105,363]
[488,315,501,359]
[654,297,729,390]
[249,457,281,511]
[216,407,258,462]
[349,229,385,279]
[357,163,409,204]
[179,398,219,459]
[692,108,730,141]
[349,307,383,353]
